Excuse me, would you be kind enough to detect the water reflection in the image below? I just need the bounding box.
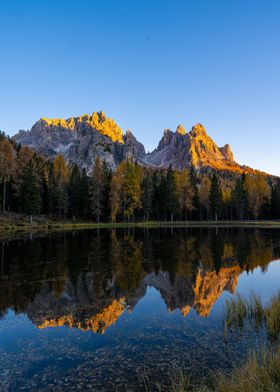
[1,228,279,333]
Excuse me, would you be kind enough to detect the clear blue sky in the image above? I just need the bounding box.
[0,0,280,174]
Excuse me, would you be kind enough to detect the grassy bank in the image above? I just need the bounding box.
[1,213,280,235]
[171,346,280,392]
[170,292,280,392]
[224,293,280,340]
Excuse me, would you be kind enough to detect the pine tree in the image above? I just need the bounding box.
[47,163,57,218]
[0,139,14,213]
[271,181,280,219]
[80,168,89,218]
[19,160,42,223]
[110,168,122,223]
[53,155,68,219]
[96,162,111,222]
[232,176,247,220]
[199,175,211,220]
[141,172,153,221]
[210,174,221,221]
[189,164,199,219]
[68,165,82,219]
[89,157,105,223]
[165,165,177,222]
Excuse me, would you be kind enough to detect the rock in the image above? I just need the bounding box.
[13,112,145,172]
[143,123,242,172]
[12,112,253,174]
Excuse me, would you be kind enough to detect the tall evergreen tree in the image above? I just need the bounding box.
[0,139,14,213]
[141,172,154,221]
[165,165,177,222]
[80,168,89,219]
[271,180,280,219]
[232,175,247,220]
[53,155,68,219]
[19,160,42,223]
[47,163,57,218]
[68,165,82,218]
[89,157,105,223]
[210,173,221,221]
[189,164,199,219]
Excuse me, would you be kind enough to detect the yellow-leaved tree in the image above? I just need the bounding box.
[174,169,195,219]
[244,174,271,219]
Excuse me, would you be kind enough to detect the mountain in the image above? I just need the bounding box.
[13,112,145,171]
[141,124,247,173]
[13,112,258,174]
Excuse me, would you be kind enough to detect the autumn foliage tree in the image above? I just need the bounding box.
[0,139,14,213]
[0,132,278,223]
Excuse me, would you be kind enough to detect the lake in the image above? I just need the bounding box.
[0,227,280,391]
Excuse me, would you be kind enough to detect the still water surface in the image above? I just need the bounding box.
[0,228,280,391]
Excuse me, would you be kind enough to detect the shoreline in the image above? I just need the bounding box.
[1,215,280,237]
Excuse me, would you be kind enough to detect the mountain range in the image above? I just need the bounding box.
[13,111,259,174]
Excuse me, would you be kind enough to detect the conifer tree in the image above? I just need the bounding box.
[0,139,14,213]
[68,165,82,219]
[198,175,211,220]
[47,163,57,218]
[210,173,221,221]
[189,164,199,219]
[271,181,280,219]
[141,172,153,221]
[80,168,89,218]
[232,176,247,220]
[19,160,42,223]
[110,167,122,223]
[53,155,68,219]
[165,165,177,222]
[89,157,105,223]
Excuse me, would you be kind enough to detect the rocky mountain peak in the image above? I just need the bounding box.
[12,112,259,174]
[219,143,234,162]
[13,111,146,172]
[190,123,206,135]
[176,124,186,135]
[144,122,243,172]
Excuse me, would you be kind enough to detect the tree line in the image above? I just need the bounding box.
[0,133,279,222]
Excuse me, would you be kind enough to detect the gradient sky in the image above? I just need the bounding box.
[0,0,280,174]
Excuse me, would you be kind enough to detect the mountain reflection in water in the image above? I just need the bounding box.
[1,228,279,334]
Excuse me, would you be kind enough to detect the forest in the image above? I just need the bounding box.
[0,132,279,223]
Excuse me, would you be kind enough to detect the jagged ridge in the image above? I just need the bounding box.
[13,112,263,174]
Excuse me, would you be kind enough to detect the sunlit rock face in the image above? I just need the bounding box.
[13,112,145,172]
[143,124,243,172]
[13,112,253,173]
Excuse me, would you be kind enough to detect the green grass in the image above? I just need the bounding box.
[166,347,280,391]
[200,346,280,392]
[167,293,280,392]
[224,292,280,340]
